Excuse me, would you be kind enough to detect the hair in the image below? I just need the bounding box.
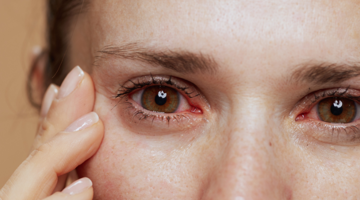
[27,0,88,109]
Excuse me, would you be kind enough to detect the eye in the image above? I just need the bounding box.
[301,94,360,124]
[293,88,360,144]
[131,85,191,113]
[317,97,357,123]
[114,75,205,134]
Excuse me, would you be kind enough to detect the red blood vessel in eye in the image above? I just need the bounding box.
[141,86,179,113]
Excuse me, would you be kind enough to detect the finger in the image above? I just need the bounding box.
[34,84,59,149]
[53,170,79,193]
[52,174,68,193]
[66,170,79,186]
[43,178,93,200]
[39,84,59,121]
[33,66,95,150]
[33,66,94,194]
[1,112,104,200]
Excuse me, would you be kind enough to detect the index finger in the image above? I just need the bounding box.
[33,66,95,150]
[0,112,104,200]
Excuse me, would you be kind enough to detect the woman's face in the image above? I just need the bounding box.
[67,0,360,199]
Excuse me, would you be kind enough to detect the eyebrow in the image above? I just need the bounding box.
[290,62,360,85]
[95,43,218,74]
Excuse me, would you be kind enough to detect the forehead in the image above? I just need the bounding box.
[86,0,360,78]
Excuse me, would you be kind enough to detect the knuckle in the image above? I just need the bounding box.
[37,119,58,143]
[37,142,52,155]
[30,142,52,160]
[40,118,51,132]
[40,118,56,135]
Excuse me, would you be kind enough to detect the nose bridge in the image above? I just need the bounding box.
[214,131,279,199]
[202,98,292,200]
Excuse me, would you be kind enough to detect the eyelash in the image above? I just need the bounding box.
[297,87,360,114]
[113,75,203,126]
[115,75,200,100]
[311,87,359,105]
[294,87,360,144]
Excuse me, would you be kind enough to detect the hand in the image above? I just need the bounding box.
[0,66,104,200]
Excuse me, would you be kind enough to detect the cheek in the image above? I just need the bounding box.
[77,130,222,199]
[77,133,178,199]
[77,94,224,199]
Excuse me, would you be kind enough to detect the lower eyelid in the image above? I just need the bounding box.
[117,99,205,135]
[293,109,360,145]
[293,120,360,145]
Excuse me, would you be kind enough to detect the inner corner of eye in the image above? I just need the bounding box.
[178,92,203,113]
[190,106,203,114]
[295,112,309,121]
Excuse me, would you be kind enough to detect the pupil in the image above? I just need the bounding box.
[155,91,167,106]
[330,100,343,116]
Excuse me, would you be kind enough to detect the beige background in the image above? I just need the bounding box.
[0,0,45,187]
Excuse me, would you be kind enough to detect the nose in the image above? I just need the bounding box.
[201,102,293,200]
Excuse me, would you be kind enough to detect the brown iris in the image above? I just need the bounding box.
[141,86,179,113]
[318,97,356,123]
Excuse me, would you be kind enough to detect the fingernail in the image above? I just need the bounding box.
[40,84,58,118]
[62,177,92,195]
[57,66,84,99]
[65,112,99,132]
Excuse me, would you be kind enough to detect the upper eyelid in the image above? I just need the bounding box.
[114,75,200,100]
[301,88,360,110]
[311,87,351,103]
[290,87,360,119]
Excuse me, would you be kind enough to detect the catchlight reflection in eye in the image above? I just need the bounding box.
[318,97,356,123]
[130,85,196,113]
[141,86,179,113]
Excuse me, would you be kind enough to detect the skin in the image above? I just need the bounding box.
[2,0,360,199]
[0,71,103,199]
[69,0,360,199]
